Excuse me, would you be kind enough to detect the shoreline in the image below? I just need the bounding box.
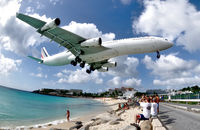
[31,98,126,130]
[0,98,119,130]
[0,98,109,130]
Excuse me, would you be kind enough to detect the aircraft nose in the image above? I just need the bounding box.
[168,42,174,47]
[163,39,173,48]
[168,41,173,47]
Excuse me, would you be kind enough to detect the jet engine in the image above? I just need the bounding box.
[40,18,60,31]
[102,61,117,68]
[97,67,108,72]
[81,38,102,47]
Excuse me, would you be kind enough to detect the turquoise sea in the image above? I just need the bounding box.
[0,86,106,128]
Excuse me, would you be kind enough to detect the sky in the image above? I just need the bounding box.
[1,0,200,92]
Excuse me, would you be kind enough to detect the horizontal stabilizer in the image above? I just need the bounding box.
[28,56,43,63]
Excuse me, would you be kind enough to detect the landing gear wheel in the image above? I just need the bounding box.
[80,61,85,68]
[90,66,95,71]
[75,56,82,63]
[86,69,91,74]
[157,51,160,59]
[71,60,77,66]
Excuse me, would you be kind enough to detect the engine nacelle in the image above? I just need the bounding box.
[97,67,108,72]
[40,18,60,31]
[81,38,102,47]
[102,61,117,68]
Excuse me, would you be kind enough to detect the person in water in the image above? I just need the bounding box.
[66,109,70,121]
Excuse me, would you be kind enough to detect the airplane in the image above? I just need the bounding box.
[16,13,173,74]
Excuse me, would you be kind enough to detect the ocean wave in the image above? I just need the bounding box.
[0,117,80,130]
[0,112,13,118]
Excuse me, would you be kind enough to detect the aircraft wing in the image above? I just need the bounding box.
[16,13,107,56]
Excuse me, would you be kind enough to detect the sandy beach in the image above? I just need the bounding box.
[31,98,141,130]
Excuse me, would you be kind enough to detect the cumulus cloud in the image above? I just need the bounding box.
[143,54,200,89]
[107,76,141,88]
[55,69,103,84]
[133,0,200,52]
[108,56,139,77]
[153,76,200,88]
[0,0,50,57]
[62,21,115,41]
[0,54,22,76]
[122,78,141,87]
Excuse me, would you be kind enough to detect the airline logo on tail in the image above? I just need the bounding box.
[27,47,49,64]
[41,47,49,59]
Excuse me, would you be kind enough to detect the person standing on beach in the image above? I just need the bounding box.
[151,98,158,117]
[66,109,70,121]
[155,95,160,113]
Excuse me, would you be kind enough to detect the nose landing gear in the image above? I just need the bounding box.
[157,51,160,59]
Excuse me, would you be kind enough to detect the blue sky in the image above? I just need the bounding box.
[1,0,200,92]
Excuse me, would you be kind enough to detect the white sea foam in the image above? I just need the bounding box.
[11,117,79,130]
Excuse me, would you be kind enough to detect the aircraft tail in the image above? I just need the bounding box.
[41,47,49,59]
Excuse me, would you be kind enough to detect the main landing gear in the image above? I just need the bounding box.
[86,66,95,74]
[70,56,86,69]
[80,61,85,68]
[71,56,83,66]
[156,51,160,59]
[70,56,95,74]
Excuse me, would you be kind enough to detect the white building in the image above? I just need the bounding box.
[122,89,137,99]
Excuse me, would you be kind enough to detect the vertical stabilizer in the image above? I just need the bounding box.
[41,47,49,59]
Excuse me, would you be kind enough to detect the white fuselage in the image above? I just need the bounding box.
[43,36,173,66]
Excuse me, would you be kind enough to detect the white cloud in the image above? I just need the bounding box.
[0,0,50,57]
[107,76,141,88]
[153,76,200,88]
[25,6,34,13]
[30,72,47,78]
[143,54,199,79]
[0,0,21,26]
[143,54,200,89]
[120,0,132,5]
[35,1,44,9]
[122,78,141,87]
[133,0,200,52]
[108,56,139,77]
[0,54,22,76]
[62,21,115,41]
[107,76,121,87]
[56,69,103,84]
